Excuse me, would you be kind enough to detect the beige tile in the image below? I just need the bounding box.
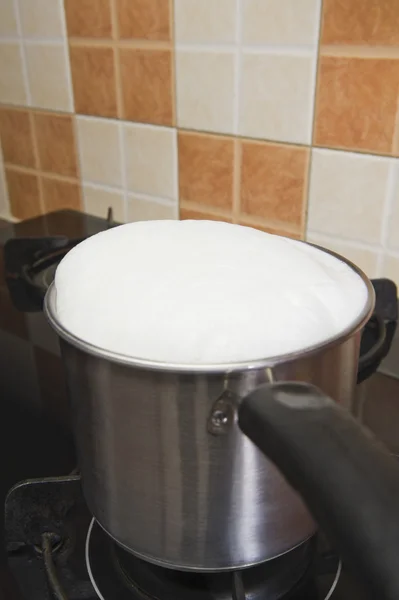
[387,170,399,251]
[18,0,64,38]
[174,0,236,43]
[381,254,399,286]
[0,43,27,105]
[124,123,177,200]
[306,232,379,278]
[127,195,177,221]
[0,0,18,36]
[308,149,390,244]
[176,50,235,134]
[0,147,10,217]
[76,116,122,186]
[25,43,72,111]
[240,52,314,144]
[242,0,320,45]
[83,185,125,222]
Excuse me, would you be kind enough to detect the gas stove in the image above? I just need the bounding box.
[5,476,366,600]
[0,210,398,600]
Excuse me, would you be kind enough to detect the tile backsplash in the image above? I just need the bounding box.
[0,0,398,285]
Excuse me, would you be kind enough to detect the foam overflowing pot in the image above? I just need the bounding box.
[53,220,367,365]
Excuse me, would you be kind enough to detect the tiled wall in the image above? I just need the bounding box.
[0,0,398,284]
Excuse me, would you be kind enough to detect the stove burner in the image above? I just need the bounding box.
[85,519,340,600]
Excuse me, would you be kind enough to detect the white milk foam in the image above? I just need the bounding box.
[54,220,368,364]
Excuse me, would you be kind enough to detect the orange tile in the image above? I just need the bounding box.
[34,113,78,178]
[240,140,308,226]
[6,168,42,220]
[69,45,117,117]
[116,0,171,40]
[64,0,112,38]
[0,108,35,167]
[315,56,399,153]
[41,177,82,212]
[321,0,399,46]
[178,132,234,211]
[180,207,232,222]
[120,48,173,125]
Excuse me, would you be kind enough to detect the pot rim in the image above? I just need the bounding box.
[44,242,375,374]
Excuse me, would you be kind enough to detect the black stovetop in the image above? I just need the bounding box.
[0,209,398,600]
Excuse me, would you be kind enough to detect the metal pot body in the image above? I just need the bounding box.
[56,328,363,571]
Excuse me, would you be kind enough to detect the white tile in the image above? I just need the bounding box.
[83,184,125,223]
[306,232,379,279]
[176,50,235,135]
[127,195,177,222]
[381,254,399,287]
[77,116,122,187]
[18,0,64,38]
[0,0,18,37]
[308,149,391,244]
[123,123,177,200]
[174,0,236,43]
[0,42,27,105]
[387,162,399,251]
[242,0,321,46]
[239,52,314,144]
[25,42,71,111]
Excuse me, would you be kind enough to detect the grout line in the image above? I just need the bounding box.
[169,0,177,127]
[377,158,398,274]
[118,121,128,222]
[109,0,124,119]
[172,129,179,205]
[127,191,178,206]
[59,0,75,113]
[175,42,315,56]
[81,180,124,194]
[303,0,323,241]
[22,38,65,46]
[232,0,241,136]
[68,37,171,50]
[301,147,312,239]
[28,111,46,215]
[13,0,31,107]
[310,0,324,148]
[0,145,11,218]
[392,94,399,156]
[232,138,241,223]
[0,36,64,44]
[5,163,80,183]
[71,112,82,190]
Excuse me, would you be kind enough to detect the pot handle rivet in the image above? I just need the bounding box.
[207,390,238,435]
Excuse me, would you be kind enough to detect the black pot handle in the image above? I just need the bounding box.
[357,314,386,381]
[357,279,398,384]
[238,382,399,600]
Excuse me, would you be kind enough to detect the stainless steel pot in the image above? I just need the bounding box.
[44,246,375,572]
